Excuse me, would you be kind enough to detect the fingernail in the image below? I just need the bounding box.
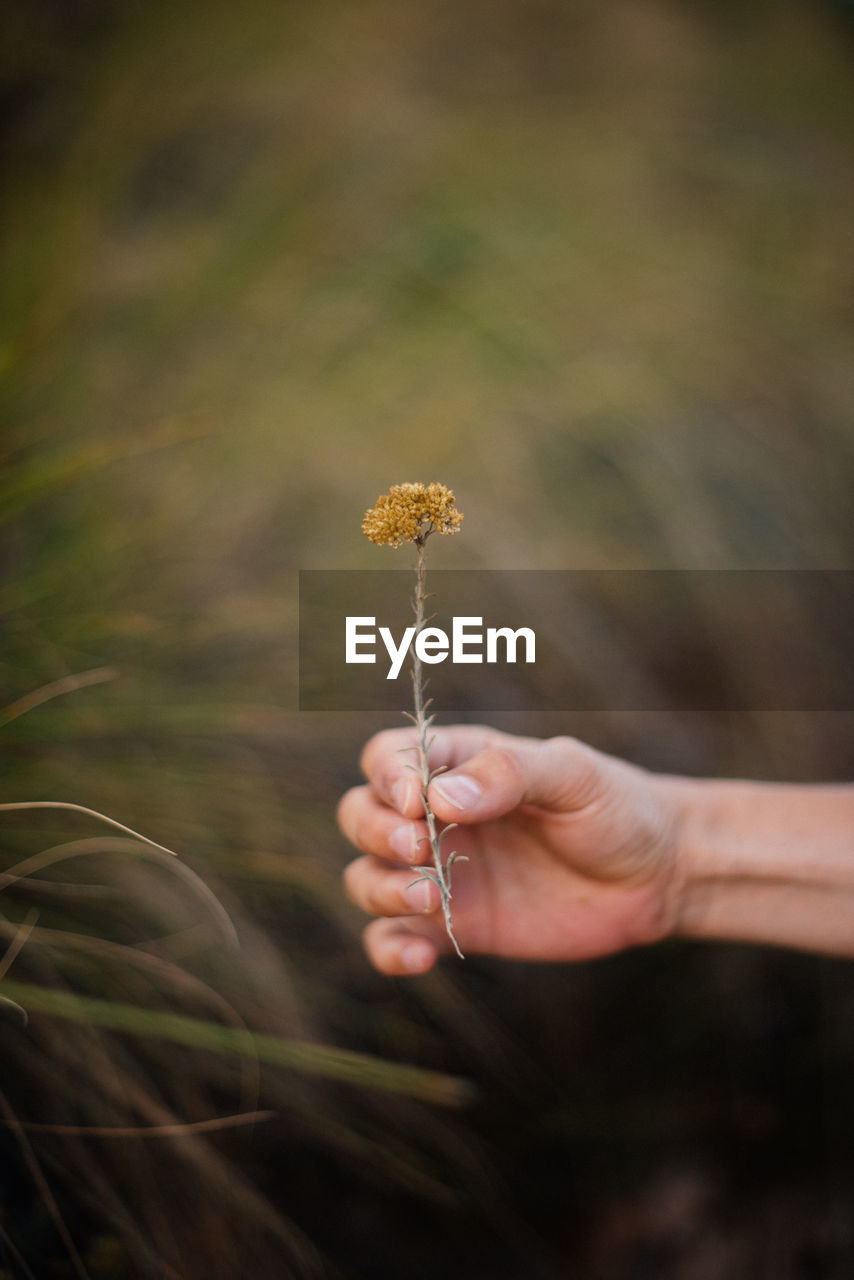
[431,774,482,811]
[404,880,433,912]
[391,778,411,813]
[390,824,417,860]
[401,940,433,973]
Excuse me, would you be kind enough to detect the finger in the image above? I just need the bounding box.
[362,917,450,976]
[359,724,508,817]
[427,735,607,825]
[336,786,430,863]
[343,854,441,917]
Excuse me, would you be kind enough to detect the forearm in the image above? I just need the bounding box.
[669,777,854,957]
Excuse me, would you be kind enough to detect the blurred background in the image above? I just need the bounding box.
[2,0,854,1275]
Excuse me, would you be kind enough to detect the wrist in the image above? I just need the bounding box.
[665,775,854,957]
[665,776,747,943]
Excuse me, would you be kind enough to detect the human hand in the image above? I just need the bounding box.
[337,725,688,975]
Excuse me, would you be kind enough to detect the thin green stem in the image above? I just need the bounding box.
[410,537,464,958]
[0,979,473,1106]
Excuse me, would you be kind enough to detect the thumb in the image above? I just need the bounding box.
[427,735,607,825]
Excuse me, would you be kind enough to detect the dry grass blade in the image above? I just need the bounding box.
[0,667,118,725]
[0,1088,91,1280]
[0,802,178,858]
[0,836,239,949]
[0,993,28,1025]
[8,1111,277,1138]
[0,907,39,981]
[0,1219,40,1280]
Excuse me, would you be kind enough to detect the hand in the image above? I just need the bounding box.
[337,725,688,976]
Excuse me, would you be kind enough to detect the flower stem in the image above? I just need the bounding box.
[410,538,465,959]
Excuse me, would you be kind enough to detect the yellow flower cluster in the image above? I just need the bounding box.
[362,482,464,548]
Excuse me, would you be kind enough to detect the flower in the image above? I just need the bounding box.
[361,482,464,548]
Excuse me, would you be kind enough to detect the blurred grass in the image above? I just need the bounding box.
[2,0,854,1275]
[0,980,472,1106]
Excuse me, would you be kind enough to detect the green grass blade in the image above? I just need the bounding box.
[0,979,474,1108]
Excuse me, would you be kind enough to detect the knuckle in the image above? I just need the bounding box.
[478,723,509,745]
[360,728,409,781]
[363,876,385,916]
[363,919,393,971]
[545,733,586,758]
[484,746,525,789]
[363,865,397,917]
[545,735,605,802]
[338,789,393,855]
[335,786,363,833]
[345,859,390,916]
[342,856,365,903]
[351,812,372,854]
[358,738,379,780]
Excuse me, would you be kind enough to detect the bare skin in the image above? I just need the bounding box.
[338,725,854,976]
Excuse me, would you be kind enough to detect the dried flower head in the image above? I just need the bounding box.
[362,482,463,548]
